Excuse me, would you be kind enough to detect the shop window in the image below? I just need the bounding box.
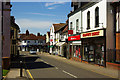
[95,44,105,66]
[89,46,94,62]
[76,19,79,33]
[87,11,90,30]
[73,45,81,58]
[70,22,73,30]
[83,46,89,61]
[95,7,99,27]
[27,41,30,43]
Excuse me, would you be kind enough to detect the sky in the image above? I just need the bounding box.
[11,2,71,35]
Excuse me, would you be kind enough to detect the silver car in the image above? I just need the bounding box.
[30,50,36,54]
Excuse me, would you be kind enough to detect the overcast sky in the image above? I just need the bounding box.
[11,2,71,35]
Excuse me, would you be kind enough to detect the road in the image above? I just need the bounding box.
[20,52,118,80]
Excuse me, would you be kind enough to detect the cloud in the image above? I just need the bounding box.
[16,19,55,30]
[45,2,65,9]
[45,2,65,7]
[26,13,56,16]
[47,6,57,9]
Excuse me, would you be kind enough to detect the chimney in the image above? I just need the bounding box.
[44,34,46,37]
[26,30,29,35]
[11,16,15,23]
[66,19,68,24]
[37,33,40,36]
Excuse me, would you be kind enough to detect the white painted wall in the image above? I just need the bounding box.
[60,34,68,41]
[46,32,50,43]
[69,10,82,34]
[21,40,39,45]
[82,0,107,32]
[50,25,56,46]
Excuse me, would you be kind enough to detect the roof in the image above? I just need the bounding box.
[19,33,46,40]
[47,32,50,38]
[62,25,68,33]
[37,36,46,40]
[11,16,20,30]
[22,34,38,40]
[53,23,66,32]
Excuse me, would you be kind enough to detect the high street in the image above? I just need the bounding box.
[19,52,119,80]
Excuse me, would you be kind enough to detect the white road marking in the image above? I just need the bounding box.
[62,70,77,78]
[40,59,56,67]
[43,61,50,64]
[55,67,58,69]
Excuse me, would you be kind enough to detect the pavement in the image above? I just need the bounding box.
[3,52,120,80]
[3,55,28,80]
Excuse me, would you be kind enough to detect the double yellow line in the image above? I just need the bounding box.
[26,69,34,80]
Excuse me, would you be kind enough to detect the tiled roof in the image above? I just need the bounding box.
[19,34,46,40]
[37,36,46,40]
[19,34,36,40]
[62,25,68,33]
[53,23,66,32]
[22,34,38,40]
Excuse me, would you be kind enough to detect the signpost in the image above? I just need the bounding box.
[0,0,2,79]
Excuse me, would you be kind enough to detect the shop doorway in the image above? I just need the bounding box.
[94,44,105,66]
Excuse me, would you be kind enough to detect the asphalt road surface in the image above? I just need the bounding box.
[21,53,119,80]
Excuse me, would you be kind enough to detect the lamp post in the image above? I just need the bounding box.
[0,0,3,79]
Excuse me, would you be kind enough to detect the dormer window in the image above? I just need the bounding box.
[95,7,99,27]
[87,11,90,30]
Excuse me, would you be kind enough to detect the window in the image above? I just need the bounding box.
[87,11,90,29]
[27,41,30,43]
[24,40,26,43]
[35,40,36,43]
[70,22,73,30]
[76,19,79,32]
[95,7,99,27]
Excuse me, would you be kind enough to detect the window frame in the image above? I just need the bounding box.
[95,7,99,28]
[87,11,90,30]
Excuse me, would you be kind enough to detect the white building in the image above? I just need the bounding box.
[68,1,115,66]
[19,30,46,52]
[50,23,66,54]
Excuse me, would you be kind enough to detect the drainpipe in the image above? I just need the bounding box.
[81,9,83,62]
[0,1,3,80]
[113,6,117,62]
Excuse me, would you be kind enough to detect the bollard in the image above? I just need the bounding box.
[20,61,23,77]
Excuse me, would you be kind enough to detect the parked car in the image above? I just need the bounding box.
[30,50,36,54]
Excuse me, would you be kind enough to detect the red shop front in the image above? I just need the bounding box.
[68,35,82,60]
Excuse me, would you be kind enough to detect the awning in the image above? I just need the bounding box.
[50,45,53,48]
[56,42,65,46]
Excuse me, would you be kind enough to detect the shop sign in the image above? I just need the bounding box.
[56,39,59,42]
[68,30,73,34]
[68,35,81,41]
[81,30,104,38]
[50,39,53,42]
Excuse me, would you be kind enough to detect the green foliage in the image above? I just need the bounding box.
[3,69,9,76]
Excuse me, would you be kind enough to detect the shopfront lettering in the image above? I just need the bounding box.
[92,31,100,36]
[83,33,91,37]
[81,30,104,38]
[68,35,81,41]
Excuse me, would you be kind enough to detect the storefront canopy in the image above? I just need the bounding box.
[56,42,65,46]
[50,45,53,48]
